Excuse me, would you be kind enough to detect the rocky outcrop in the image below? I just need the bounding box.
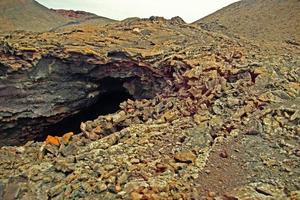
[51,9,98,20]
[0,12,299,199]
[0,49,166,146]
[50,9,116,30]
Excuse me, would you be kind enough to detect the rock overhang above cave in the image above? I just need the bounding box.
[0,17,245,72]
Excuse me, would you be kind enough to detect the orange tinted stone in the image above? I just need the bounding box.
[44,135,60,146]
[61,132,74,143]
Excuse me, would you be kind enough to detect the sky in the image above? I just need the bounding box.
[36,0,239,23]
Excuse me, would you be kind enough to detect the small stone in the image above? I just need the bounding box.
[16,146,25,153]
[44,135,60,146]
[97,183,107,192]
[115,184,121,193]
[127,108,135,113]
[227,98,240,107]
[61,132,74,144]
[149,179,168,192]
[208,191,216,197]
[61,143,78,157]
[174,150,196,163]
[255,183,284,197]
[219,150,228,158]
[104,164,115,171]
[81,182,95,194]
[245,129,260,135]
[130,192,142,200]
[212,105,222,115]
[124,181,149,193]
[133,28,141,33]
[290,110,299,121]
[44,144,59,156]
[108,184,118,193]
[295,149,300,157]
[130,158,140,164]
[194,114,210,124]
[54,161,74,173]
[155,163,168,173]
[117,173,128,185]
[93,126,102,134]
[162,111,177,122]
[48,183,65,198]
[113,111,127,123]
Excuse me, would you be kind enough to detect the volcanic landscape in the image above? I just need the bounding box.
[0,0,299,199]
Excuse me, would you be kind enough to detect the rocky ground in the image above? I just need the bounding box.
[0,15,299,199]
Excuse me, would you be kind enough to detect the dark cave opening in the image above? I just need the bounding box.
[37,77,134,141]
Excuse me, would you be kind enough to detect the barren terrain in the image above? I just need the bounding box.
[0,0,299,199]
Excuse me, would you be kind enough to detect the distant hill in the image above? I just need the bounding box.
[51,10,117,31]
[0,0,115,32]
[51,9,98,20]
[0,0,71,32]
[194,0,300,43]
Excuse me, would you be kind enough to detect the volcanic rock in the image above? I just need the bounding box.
[0,0,299,199]
[52,9,98,20]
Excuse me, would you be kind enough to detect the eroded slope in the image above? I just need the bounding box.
[0,0,72,32]
[194,0,300,44]
[0,17,299,199]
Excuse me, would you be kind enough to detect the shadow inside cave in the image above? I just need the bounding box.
[36,77,134,141]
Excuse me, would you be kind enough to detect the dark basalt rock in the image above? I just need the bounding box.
[0,54,166,146]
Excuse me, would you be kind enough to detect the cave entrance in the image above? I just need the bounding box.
[38,77,134,140]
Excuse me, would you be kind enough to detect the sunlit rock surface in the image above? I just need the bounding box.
[0,2,299,199]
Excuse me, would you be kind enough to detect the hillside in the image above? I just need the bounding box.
[0,0,71,32]
[194,0,300,43]
[0,0,299,199]
[52,9,115,24]
[51,9,99,20]
[51,9,117,31]
[0,16,299,198]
